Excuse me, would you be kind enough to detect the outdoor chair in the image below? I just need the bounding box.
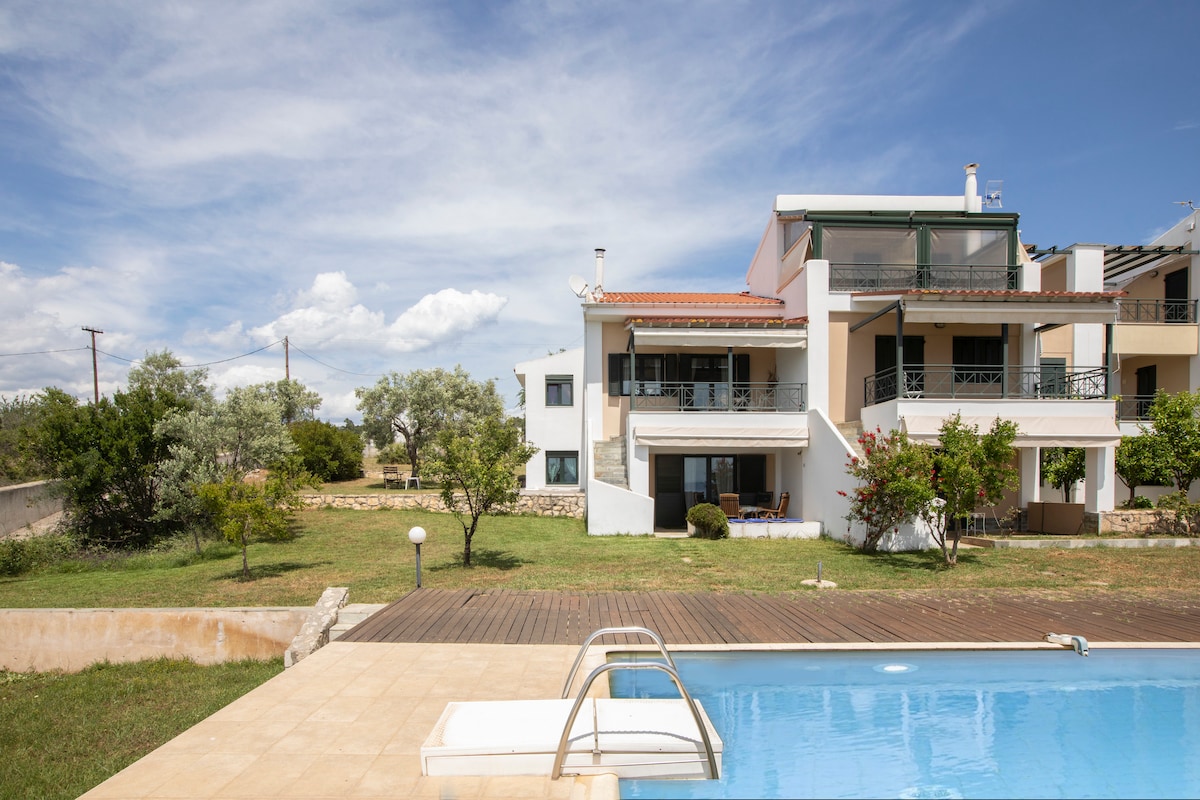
[719,493,743,520]
[759,491,790,519]
[382,465,403,489]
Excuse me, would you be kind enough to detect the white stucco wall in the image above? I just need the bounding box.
[515,348,584,491]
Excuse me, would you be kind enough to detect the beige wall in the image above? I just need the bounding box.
[1041,260,1067,292]
[601,322,628,439]
[1040,326,1074,364]
[1118,355,1192,396]
[1114,324,1199,356]
[0,608,308,672]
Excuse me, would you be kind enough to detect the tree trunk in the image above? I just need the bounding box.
[240,523,251,579]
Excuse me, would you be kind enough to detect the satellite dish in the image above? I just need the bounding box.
[984,180,1003,208]
[568,274,589,297]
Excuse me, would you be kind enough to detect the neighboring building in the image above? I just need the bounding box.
[515,348,584,492]
[532,166,1162,545]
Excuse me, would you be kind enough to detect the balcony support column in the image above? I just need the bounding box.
[895,304,904,393]
[1085,446,1116,514]
[1019,447,1041,507]
[1001,323,1009,398]
[1105,322,1114,397]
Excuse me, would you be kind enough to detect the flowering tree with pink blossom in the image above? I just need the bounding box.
[840,427,935,553]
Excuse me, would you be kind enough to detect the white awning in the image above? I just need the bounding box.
[901,415,1121,448]
[632,327,807,348]
[899,298,1118,325]
[634,425,809,448]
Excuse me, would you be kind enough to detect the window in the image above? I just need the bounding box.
[953,336,1003,384]
[545,376,573,406]
[546,451,578,485]
[607,353,667,396]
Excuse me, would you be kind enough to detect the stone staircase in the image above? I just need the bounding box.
[329,603,387,641]
[592,436,628,489]
[836,420,866,458]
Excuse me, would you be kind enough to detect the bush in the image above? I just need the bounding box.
[1122,495,1154,510]
[0,533,76,576]
[376,442,410,466]
[1155,491,1200,537]
[686,503,729,539]
[289,420,363,482]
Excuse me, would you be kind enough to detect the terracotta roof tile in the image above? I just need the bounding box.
[597,291,781,305]
[851,289,1124,299]
[628,316,807,327]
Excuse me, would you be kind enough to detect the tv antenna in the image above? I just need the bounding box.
[984,180,1003,208]
[568,274,590,298]
[1174,200,1197,211]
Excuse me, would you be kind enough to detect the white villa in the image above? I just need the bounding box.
[516,166,1200,546]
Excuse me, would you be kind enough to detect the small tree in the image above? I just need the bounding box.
[917,415,1018,566]
[249,379,322,424]
[1115,434,1171,505]
[1040,447,1086,502]
[425,414,536,567]
[1147,390,1200,493]
[840,427,934,553]
[197,462,305,580]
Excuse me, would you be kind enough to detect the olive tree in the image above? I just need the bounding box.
[425,414,536,567]
[355,366,503,479]
[249,379,322,424]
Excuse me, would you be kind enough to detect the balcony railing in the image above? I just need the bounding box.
[1117,395,1156,421]
[1118,298,1199,324]
[631,381,806,412]
[864,365,1110,406]
[830,263,1018,292]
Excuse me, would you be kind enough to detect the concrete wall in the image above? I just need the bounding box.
[0,607,308,672]
[0,480,61,536]
[515,348,584,491]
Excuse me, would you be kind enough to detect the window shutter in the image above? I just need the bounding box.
[608,353,622,396]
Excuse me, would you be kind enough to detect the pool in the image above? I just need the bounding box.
[611,648,1200,799]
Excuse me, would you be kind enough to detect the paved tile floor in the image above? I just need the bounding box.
[80,642,606,800]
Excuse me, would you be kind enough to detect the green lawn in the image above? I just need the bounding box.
[0,657,282,800]
[2,508,1198,608]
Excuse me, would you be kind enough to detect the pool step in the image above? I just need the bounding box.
[329,603,387,640]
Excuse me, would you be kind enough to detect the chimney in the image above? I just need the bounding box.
[594,248,605,294]
[963,163,979,211]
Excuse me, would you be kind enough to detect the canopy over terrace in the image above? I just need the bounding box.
[900,414,1122,448]
[626,316,808,348]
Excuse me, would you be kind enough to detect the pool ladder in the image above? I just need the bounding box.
[552,626,720,780]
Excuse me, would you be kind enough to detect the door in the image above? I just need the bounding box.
[1165,268,1188,322]
[1135,364,1156,419]
[654,455,686,529]
[875,336,925,400]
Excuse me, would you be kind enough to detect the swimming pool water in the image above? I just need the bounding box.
[611,649,1200,799]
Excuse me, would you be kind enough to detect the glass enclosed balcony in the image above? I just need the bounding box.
[864,365,1109,406]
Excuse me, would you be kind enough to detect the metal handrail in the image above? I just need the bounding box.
[550,661,720,780]
[1118,298,1198,324]
[630,381,805,412]
[561,626,677,698]
[830,262,1017,292]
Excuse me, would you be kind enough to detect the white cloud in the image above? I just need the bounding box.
[248,272,506,353]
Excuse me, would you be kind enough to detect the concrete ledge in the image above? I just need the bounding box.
[728,519,822,539]
[0,606,309,672]
[962,536,1200,549]
[284,586,348,668]
[0,480,61,536]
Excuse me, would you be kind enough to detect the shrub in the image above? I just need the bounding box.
[376,442,410,465]
[289,420,363,482]
[686,503,729,539]
[0,533,76,576]
[1155,491,1200,537]
[1122,495,1154,510]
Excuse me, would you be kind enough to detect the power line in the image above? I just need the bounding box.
[94,339,284,368]
[287,341,385,378]
[0,346,91,357]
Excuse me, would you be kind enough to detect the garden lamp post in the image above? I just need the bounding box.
[408,526,426,588]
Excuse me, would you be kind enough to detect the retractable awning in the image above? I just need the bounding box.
[631,327,807,349]
[897,297,1119,325]
[901,415,1121,448]
[634,425,809,448]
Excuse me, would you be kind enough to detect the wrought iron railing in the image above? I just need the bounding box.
[1116,394,1156,421]
[1118,298,1198,324]
[864,365,1110,406]
[631,381,805,412]
[830,263,1018,292]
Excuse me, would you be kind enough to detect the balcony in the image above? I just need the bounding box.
[1118,298,1198,324]
[1116,395,1155,421]
[830,263,1018,293]
[631,381,806,412]
[864,365,1110,406]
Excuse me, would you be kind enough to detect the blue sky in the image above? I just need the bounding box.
[2,1,1198,421]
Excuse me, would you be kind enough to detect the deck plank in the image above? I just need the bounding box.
[340,589,1200,646]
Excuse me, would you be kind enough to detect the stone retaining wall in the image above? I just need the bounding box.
[1090,508,1197,536]
[301,490,585,519]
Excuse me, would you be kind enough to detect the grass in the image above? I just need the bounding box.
[2,508,1199,608]
[0,657,282,800]
[3,506,1199,799]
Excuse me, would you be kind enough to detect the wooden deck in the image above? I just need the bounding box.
[339,589,1200,646]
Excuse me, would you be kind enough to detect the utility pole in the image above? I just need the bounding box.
[284,336,290,381]
[82,326,103,403]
